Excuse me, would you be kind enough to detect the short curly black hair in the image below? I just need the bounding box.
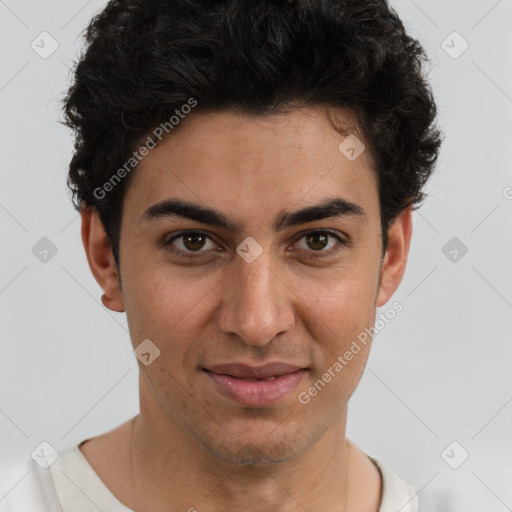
[62,0,443,269]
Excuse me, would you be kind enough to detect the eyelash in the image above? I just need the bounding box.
[163,229,347,260]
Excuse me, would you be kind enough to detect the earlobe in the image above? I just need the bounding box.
[376,205,413,308]
[80,204,125,313]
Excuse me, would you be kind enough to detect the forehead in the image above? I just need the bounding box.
[123,105,379,227]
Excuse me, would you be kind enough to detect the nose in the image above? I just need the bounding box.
[217,250,295,347]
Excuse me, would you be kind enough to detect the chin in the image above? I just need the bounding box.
[195,423,314,467]
[208,440,300,466]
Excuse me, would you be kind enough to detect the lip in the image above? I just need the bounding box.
[202,362,308,406]
[205,362,306,379]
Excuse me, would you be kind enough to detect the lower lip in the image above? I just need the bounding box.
[203,369,308,406]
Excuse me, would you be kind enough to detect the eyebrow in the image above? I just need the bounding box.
[140,196,365,233]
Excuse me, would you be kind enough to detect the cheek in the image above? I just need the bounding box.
[298,279,376,408]
[122,267,220,347]
[300,266,379,335]
[294,261,379,394]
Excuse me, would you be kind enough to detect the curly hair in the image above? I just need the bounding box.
[62,0,443,268]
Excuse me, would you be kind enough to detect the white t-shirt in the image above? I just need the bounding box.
[0,442,419,511]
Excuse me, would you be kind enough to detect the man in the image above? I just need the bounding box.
[0,0,442,510]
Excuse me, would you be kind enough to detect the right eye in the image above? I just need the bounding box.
[164,230,221,259]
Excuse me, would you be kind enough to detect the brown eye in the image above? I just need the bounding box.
[305,232,330,251]
[181,232,208,251]
[295,230,345,256]
[164,230,219,258]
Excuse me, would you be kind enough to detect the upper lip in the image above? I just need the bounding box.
[204,362,307,379]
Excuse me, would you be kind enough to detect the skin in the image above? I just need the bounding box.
[79,105,412,512]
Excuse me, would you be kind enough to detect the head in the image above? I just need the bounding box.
[63,0,442,465]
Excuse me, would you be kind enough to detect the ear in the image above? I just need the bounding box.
[376,205,413,307]
[80,204,125,312]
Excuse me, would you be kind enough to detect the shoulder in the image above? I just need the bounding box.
[0,456,60,511]
[369,457,419,512]
[0,443,100,512]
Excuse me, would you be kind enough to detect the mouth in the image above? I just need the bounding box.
[202,367,308,406]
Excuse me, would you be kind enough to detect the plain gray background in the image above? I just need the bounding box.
[1,1,511,510]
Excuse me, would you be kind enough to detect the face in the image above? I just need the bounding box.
[83,105,411,466]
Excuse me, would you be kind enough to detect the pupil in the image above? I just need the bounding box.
[184,233,205,251]
[307,232,327,251]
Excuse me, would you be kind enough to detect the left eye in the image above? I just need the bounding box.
[165,231,219,255]
[164,229,346,258]
[294,230,343,253]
